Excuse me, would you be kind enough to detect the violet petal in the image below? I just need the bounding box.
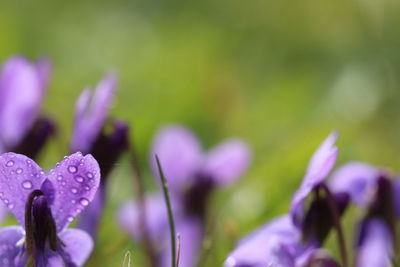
[70,74,117,153]
[329,162,380,206]
[0,153,46,226]
[202,139,251,187]
[58,228,94,266]
[0,56,48,149]
[0,226,24,267]
[356,218,392,267]
[150,125,203,193]
[46,152,100,231]
[290,132,338,227]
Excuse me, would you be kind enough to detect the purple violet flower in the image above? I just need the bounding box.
[0,152,100,266]
[0,56,54,158]
[290,132,338,227]
[70,74,129,239]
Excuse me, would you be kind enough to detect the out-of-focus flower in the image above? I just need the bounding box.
[118,125,251,267]
[0,152,99,266]
[0,55,54,158]
[356,218,393,267]
[224,215,313,267]
[225,133,345,266]
[290,132,338,228]
[329,162,381,206]
[71,74,129,239]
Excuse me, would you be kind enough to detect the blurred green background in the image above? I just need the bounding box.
[1,0,400,265]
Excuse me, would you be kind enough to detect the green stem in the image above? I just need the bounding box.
[155,155,177,267]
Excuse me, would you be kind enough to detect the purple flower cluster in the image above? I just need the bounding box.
[224,133,399,267]
[0,54,398,267]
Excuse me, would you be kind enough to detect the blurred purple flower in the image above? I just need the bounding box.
[0,56,54,158]
[0,152,99,266]
[356,218,393,267]
[290,132,338,227]
[224,215,315,267]
[119,125,251,267]
[70,74,129,239]
[329,162,381,206]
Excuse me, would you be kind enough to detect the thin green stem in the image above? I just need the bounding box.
[155,155,177,267]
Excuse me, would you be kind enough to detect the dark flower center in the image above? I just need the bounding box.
[25,190,59,264]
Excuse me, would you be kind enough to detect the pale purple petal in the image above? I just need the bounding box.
[202,139,251,187]
[150,125,203,192]
[118,194,169,243]
[35,250,63,267]
[329,162,380,206]
[0,56,48,149]
[59,228,94,266]
[356,219,392,267]
[46,152,100,231]
[0,226,24,267]
[0,153,46,226]
[224,215,301,267]
[290,132,338,227]
[70,74,116,153]
[162,217,204,267]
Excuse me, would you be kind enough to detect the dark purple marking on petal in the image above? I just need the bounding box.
[0,153,46,226]
[47,152,100,231]
[0,226,24,267]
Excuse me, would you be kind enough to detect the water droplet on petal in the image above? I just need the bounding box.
[74,175,84,183]
[70,187,78,194]
[16,168,23,174]
[86,172,93,178]
[39,171,45,176]
[83,186,90,191]
[6,160,14,167]
[71,200,76,204]
[7,203,14,209]
[3,199,9,204]
[68,166,77,173]
[61,181,66,186]
[0,192,3,197]
[67,216,74,222]
[22,180,33,189]
[57,175,63,181]
[79,198,89,206]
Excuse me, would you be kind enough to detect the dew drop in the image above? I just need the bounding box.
[6,160,14,167]
[57,175,63,181]
[22,180,33,189]
[7,203,14,209]
[0,192,3,198]
[61,181,66,186]
[83,186,90,191]
[66,216,74,222]
[71,200,76,204]
[79,198,89,206]
[3,199,8,204]
[86,172,93,178]
[68,165,77,173]
[74,175,84,183]
[70,187,78,194]
[76,208,82,213]
[16,168,23,174]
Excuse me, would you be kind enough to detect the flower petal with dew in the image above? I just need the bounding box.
[0,152,99,266]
